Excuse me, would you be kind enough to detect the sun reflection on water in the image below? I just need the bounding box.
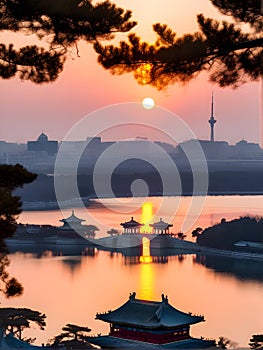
[140,237,153,263]
[138,237,154,299]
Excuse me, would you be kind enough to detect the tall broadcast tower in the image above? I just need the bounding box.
[208,92,217,142]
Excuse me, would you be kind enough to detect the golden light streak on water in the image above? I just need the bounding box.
[140,237,153,263]
[139,238,154,299]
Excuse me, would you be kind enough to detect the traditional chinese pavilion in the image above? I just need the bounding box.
[121,217,143,234]
[150,218,173,235]
[56,210,91,244]
[59,210,86,231]
[88,293,216,349]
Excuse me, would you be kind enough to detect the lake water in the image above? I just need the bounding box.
[2,195,263,347]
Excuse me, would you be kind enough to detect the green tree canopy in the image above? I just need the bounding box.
[0,0,136,83]
[95,0,262,89]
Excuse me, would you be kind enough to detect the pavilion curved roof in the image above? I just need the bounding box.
[59,210,85,223]
[150,218,173,229]
[120,217,143,228]
[96,293,204,329]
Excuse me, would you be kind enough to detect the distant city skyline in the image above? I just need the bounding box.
[2,129,263,176]
[0,0,261,145]
[1,83,261,145]
[0,127,262,146]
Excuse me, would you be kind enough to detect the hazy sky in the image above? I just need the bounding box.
[0,0,262,145]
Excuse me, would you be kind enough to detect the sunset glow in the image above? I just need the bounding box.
[1,1,262,348]
[0,1,260,144]
[141,202,154,232]
[135,63,152,85]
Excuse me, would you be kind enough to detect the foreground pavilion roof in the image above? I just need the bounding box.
[96,293,204,329]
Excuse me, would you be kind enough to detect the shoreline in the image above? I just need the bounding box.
[22,191,263,211]
[5,233,263,262]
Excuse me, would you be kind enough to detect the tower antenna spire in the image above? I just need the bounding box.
[211,91,214,118]
[208,91,217,142]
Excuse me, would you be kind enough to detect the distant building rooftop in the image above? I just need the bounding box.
[60,210,85,224]
[37,132,48,142]
[28,133,58,156]
[150,218,173,230]
[121,217,143,229]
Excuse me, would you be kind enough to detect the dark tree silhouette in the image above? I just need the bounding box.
[197,216,263,250]
[210,0,262,33]
[85,224,99,238]
[95,0,262,89]
[0,307,46,340]
[0,0,136,83]
[217,336,237,349]
[0,246,23,298]
[107,228,119,236]
[50,323,92,349]
[192,227,203,239]
[0,164,36,298]
[249,334,263,349]
[0,164,37,240]
[177,232,187,240]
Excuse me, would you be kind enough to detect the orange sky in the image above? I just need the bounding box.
[0,0,261,145]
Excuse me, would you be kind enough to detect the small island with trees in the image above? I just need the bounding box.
[192,216,263,253]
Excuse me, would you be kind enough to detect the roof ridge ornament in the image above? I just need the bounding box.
[129,292,136,300]
[161,294,168,304]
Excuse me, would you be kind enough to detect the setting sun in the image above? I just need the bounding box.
[142,97,155,110]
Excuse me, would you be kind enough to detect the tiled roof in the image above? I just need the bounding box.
[121,217,143,228]
[59,210,85,223]
[96,293,204,328]
[150,219,173,229]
